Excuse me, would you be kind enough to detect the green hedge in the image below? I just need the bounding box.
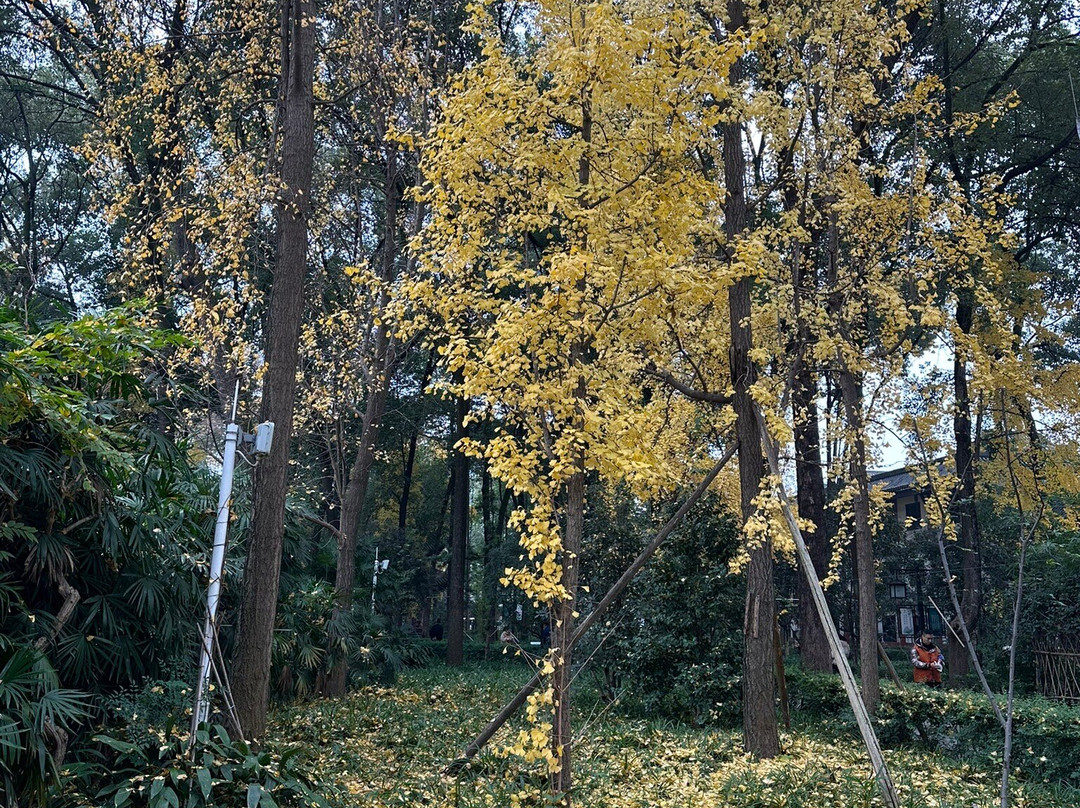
[409,638,540,666]
[786,668,1080,786]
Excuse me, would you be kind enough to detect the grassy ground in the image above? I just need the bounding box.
[267,662,1079,807]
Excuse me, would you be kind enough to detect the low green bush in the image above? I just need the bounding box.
[0,642,87,807]
[65,724,328,808]
[272,583,433,696]
[785,667,1080,786]
[784,663,850,717]
[614,650,742,726]
[103,678,194,751]
[579,490,745,726]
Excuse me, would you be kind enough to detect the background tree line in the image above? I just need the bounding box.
[0,0,1077,803]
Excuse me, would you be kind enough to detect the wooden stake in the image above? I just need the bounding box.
[878,641,904,690]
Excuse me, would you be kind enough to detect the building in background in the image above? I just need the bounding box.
[871,465,945,647]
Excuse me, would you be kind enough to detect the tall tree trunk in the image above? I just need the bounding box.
[793,362,831,673]
[936,0,979,682]
[724,0,779,758]
[231,0,315,740]
[789,226,831,674]
[447,394,470,666]
[480,462,495,657]
[483,471,511,657]
[838,368,880,713]
[323,149,402,697]
[551,465,584,800]
[480,464,506,654]
[398,351,435,533]
[780,138,832,676]
[323,379,389,695]
[951,285,979,680]
[550,71,592,802]
[399,430,418,533]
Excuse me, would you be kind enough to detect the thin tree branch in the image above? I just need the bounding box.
[642,363,733,406]
[910,424,1007,729]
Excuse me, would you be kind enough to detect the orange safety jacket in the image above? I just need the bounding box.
[912,642,944,684]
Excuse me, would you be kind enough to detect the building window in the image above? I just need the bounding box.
[927,610,944,635]
[889,582,907,599]
[899,607,915,637]
[904,500,921,525]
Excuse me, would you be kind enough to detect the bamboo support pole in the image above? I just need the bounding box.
[878,641,904,690]
[443,443,737,775]
[927,595,966,648]
[755,407,899,808]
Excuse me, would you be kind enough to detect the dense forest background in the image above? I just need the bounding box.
[0,0,1078,804]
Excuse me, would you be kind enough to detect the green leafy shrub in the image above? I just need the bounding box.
[580,489,744,725]
[0,642,87,807]
[272,579,431,698]
[878,686,1080,786]
[786,668,1080,786]
[103,678,195,751]
[72,724,327,808]
[784,663,850,717]
[0,306,215,694]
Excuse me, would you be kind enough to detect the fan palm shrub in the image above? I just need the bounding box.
[0,642,87,807]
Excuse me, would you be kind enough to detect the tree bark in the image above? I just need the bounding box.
[551,466,584,800]
[447,394,470,666]
[399,429,418,533]
[791,313,831,673]
[480,462,495,656]
[838,367,880,714]
[482,468,510,656]
[231,0,315,740]
[951,285,980,680]
[398,351,435,533]
[323,378,389,695]
[779,134,832,676]
[724,0,779,758]
[550,70,592,802]
[322,149,402,697]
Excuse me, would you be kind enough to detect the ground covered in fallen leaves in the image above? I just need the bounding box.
[267,663,1079,807]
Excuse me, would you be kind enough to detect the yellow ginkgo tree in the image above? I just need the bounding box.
[406,0,748,797]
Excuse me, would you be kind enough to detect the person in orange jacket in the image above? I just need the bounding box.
[911,631,945,686]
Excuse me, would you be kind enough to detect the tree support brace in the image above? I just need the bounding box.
[754,406,899,808]
[443,441,737,775]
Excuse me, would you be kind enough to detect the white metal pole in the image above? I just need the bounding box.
[371,545,380,613]
[192,419,240,737]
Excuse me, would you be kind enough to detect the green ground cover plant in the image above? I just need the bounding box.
[65,723,326,808]
[267,663,1080,807]
[786,666,1080,787]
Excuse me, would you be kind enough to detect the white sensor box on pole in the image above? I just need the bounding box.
[253,422,275,455]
